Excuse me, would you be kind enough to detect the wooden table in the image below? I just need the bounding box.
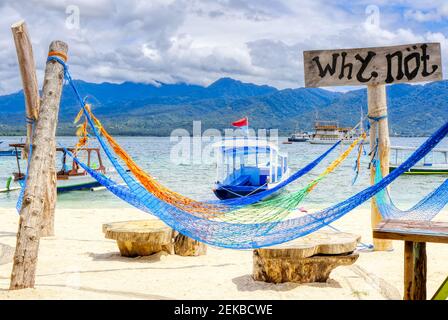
[103,220,175,257]
[253,231,360,284]
[373,219,448,300]
[103,220,207,257]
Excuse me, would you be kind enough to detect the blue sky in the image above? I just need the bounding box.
[0,0,447,94]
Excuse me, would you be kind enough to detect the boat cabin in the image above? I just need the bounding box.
[9,143,106,184]
[212,138,289,199]
[0,141,21,157]
[390,146,448,175]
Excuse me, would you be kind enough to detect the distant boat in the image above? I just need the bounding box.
[8,143,108,192]
[308,120,357,145]
[287,122,310,142]
[0,141,21,157]
[212,138,289,200]
[308,120,368,145]
[288,132,310,142]
[389,146,448,175]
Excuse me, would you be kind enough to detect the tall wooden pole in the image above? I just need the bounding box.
[11,20,40,160]
[10,40,67,289]
[367,84,393,251]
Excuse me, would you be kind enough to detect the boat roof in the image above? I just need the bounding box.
[392,145,448,153]
[9,143,100,152]
[212,138,279,150]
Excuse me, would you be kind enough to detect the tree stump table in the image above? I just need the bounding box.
[253,231,360,284]
[103,220,175,257]
[102,220,207,257]
[173,232,207,256]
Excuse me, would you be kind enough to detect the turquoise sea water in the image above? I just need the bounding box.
[0,136,447,210]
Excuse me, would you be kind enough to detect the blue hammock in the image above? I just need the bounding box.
[48,55,347,210]
[31,55,448,249]
[63,119,448,249]
[374,160,448,220]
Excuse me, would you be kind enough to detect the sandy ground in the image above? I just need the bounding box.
[0,206,447,300]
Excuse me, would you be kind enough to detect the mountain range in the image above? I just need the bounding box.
[0,77,446,136]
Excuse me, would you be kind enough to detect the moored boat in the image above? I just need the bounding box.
[308,120,368,145]
[8,143,108,192]
[0,141,22,157]
[389,146,448,175]
[288,132,310,142]
[212,138,289,200]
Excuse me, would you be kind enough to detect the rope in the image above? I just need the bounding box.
[367,114,388,122]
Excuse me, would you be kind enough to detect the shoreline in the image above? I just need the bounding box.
[1,207,447,300]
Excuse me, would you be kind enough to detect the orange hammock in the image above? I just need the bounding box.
[74,106,365,216]
[75,106,223,216]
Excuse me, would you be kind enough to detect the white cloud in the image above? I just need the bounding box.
[0,0,446,94]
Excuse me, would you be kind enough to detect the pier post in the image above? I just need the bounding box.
[10,40,67,289]
[367,84,393,251]
[11,20,39,160]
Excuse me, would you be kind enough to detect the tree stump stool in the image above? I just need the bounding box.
[103,220,174,257]
[174,232,207,256]
[253,231,360,284]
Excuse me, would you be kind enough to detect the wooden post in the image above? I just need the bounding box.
[403,241,427,300]
[11,20,40,160]
[10,40,67,289]
[367,84,393,251]
[403,241,414,300]
[412,242,427,300]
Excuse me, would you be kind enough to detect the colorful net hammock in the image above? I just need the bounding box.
[374,160,448,221]
[31,54,447,249]
[64,119,448,248]
[72,97,365,220]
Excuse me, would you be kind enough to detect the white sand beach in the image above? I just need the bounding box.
[0,206,447,300]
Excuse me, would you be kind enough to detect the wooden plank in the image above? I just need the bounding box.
[403,241,414,300]
[303,43,442,87]
[411,242,427,300]
[373,220,448,244]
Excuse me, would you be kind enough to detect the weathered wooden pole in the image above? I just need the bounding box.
[11,20,40,160]
[367,84,393,251]
[10,40,67,289]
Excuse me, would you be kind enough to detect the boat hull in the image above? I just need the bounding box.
[288,137,308,142]
[57,181,102,192]
[56,175,102,192]
[0,150,21,157]
[309,138,369,145]
[10,174,103,193]
[389,165,448,175]
[213,186,266,200]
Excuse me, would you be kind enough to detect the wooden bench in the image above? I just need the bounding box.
[103,220,206,257]
[373,219,448,300]
[253,231,360,283]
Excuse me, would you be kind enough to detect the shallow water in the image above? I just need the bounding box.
[0,136,446,210]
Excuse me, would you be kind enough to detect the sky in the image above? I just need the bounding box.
[0,0,448,94]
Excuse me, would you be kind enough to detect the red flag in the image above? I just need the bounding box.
[232,117,248,127]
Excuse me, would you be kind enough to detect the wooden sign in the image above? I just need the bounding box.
[304,43,442,87]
